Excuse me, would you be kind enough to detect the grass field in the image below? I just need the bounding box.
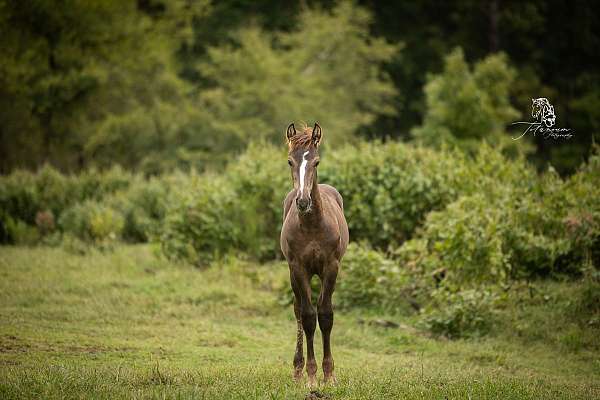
[0,245,598,399]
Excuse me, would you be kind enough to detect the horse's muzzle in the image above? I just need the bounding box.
[296,197,312,213]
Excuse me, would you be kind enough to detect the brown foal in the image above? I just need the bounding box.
[280,123,349,387]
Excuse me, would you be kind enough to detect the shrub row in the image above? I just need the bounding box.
[160,143,289,264]
[0,166,169,245]
[321,141,465,248]
[2,141,598,282]
[395,148,600,285]
[336,149,599,338]
[159,141,599,278]
[159,141,468,263]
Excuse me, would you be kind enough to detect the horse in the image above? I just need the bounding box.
[280,122,349,387]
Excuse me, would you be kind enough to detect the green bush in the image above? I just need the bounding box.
[0,169,40,226]
[160,143,289,263]
[420,288,500,339]
[107,177,168,243]
[321,141,465,249]
[337,242,417,314]
[0,165,135,243]
[70,166,133,203]
[572,279,600,329]
[561,151,600,270]
[160,140,467,264]
[227,143,289,260]
[393,145,599,285]
[2,215,39,245]
[419,194,512,284]
[59,200,124,244]
[160,174,240,265]
[158,141,600,274]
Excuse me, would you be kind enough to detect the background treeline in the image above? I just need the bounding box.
[1,0,599,174]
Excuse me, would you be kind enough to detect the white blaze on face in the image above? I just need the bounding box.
[299,150,310,195]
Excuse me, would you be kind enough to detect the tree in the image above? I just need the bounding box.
[0,0,209,173]
[411,48,520,152]
[191,2,398,151]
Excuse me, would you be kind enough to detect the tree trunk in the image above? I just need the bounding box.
[489,0,500,52]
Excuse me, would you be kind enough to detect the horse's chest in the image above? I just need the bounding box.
[298,240,327,265]
[288,231,339,266]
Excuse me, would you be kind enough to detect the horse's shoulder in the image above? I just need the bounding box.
[319,184,344,210]
[282,189,296,222]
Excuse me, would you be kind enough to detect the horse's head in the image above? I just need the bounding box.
[285,122,322,214]
[532,98,556,127]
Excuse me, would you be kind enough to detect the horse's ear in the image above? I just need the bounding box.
[531,99,540,118]
[286,123,296,143]
[312,123,322,146]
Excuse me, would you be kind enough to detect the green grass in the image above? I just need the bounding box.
[0,245,598,399]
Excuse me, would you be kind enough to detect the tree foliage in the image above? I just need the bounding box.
[411,48,520,151]
[0,0,209,173]
[193,2,398,149]
[0,0,598,173]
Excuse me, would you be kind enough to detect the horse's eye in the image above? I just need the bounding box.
[288,160,292,166]
[315,160,320,167]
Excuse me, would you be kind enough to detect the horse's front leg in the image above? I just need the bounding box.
[291,267,317,388]
[318,261,339,385]
[292,294,304,381]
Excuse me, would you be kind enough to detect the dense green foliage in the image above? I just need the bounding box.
[155,141,599,336]
[0,166,168,245]
[3,142,598,277]
[0,1,396,173]
[419,288,500,339]
[322,142,464,248]
[158,141,459,263]
[411,49,520,152]
[397,149,600,286]
[0,0,209,173]
[195,3,397,150]
[336,242,415,314]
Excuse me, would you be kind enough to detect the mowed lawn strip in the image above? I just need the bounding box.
[0,245,598,399]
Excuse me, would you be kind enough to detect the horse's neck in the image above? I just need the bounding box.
[299,176,323,226]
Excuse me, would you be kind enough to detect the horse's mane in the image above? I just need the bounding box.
[288,125,315,150]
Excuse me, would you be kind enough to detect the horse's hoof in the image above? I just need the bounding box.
[293,370,304,383]
[323,374,337,386]
[306,375,317,389]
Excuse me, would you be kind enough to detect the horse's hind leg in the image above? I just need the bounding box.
[292,295,304,381]
[318,262,339,384]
